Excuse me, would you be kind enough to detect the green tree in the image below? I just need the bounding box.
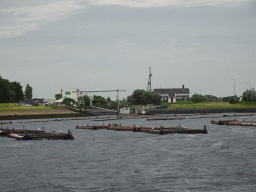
[106,96,111,102]
[78,95,90,106]
[11,82,25,102]
[229,98,238,104]
[110,101,118,109]
[251,91,256,102]
[205,95,219,102]
[222,96,237,102]
[242,89,256,103]
[191,94,208,102]
[0,76,25,103]
[63,98,75,106]
[93,95,107,107]
[0,78,11,103]
[128,89,161,105]
[55,94,62,100]
[24,84,33,100]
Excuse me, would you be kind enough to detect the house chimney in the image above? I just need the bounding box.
[182,84,184,89]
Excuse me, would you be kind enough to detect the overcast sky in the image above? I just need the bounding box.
[1,0,255,100]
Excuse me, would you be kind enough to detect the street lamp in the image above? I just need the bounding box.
[231,79,235,98]
[246,83,250,90]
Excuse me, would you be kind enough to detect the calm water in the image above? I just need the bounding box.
[1,113,256,192]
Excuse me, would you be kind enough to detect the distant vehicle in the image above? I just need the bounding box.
[32,102,39,106]
[44,103,49,106]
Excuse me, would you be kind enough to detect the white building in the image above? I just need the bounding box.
[61,88,79,99]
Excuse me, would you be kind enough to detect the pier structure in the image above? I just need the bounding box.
[211,119,256,126]
[0,128,74,140]
[0,121,12,128]
[76,124,207,134]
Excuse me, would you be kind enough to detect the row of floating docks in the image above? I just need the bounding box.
[10,113,253,124]
[76,124,208,134]
[0,127,74,140]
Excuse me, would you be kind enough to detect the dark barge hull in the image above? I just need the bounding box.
[76,125,207,134]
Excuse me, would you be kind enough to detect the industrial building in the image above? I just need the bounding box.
[61,88,79,99]
[54,88,79,104]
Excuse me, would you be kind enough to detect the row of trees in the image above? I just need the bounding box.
[58,88,256,107]
[190,89,256,104]
[62,89,161,109]
[242,89,256,103]
[0,76,33,103]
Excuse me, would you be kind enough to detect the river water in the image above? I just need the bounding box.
[1,113,256,192]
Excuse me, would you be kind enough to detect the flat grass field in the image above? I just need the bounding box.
[0,103,53,111]
[0,104,74,116]
[130,101,256,109]
[163,101,256,109]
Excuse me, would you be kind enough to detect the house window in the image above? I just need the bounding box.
[65,92,71,95]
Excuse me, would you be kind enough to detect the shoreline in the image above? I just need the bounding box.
[148,108,256,114]
[1,108,256,120]
[0,113,94,120]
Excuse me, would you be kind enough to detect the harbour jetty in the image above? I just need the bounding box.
[0,128,74,140]
[0,121,12,128]
[76,124,207,134]
[211,119,256,126]
[147,116,185,121]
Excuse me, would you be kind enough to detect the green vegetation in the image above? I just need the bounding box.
[78,95,90,107]
[0,76,25,103]
[167,101,256,109]
[24,84,33,100]
[130,101,256,109]
[93,95,107,106]
[62,98,75,106]
[55,94,62,100]
[0,103,56,111]
[229,98,238,104]
[127,89,161,105]
[242,89,256,103]
[190,94,208,102]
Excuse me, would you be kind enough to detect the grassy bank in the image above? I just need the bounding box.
[0,103,59,111]
[2,101,256,112]
[162,101,256,109]
[129,101,256,109]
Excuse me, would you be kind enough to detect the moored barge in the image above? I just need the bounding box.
[76,124,207,134]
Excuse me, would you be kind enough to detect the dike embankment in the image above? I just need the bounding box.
[0,113,94,120]
[0,108,95,120]
[148,108,256,114]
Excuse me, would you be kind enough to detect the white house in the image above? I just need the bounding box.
[154,85,190,103]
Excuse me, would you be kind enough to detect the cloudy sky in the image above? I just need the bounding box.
[1,0,255,100]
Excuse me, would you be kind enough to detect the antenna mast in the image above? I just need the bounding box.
[147,67,152,91]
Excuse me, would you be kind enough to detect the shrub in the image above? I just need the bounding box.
[229,98,238,104]
[191,94,208,102]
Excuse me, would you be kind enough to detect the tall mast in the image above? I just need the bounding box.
[147,67,152,91]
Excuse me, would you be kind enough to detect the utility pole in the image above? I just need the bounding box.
[231,79,235,98]
[147,67,152,91]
